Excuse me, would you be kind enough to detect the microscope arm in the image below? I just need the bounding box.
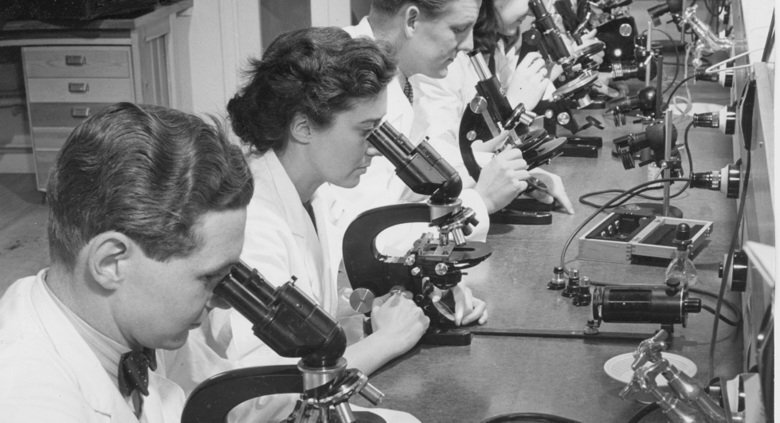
[181,365,302,423]
[181,262,384,423]
[342,203,431,297]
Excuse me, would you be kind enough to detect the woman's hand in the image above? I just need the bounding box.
[450,284,488,326]
[370,290,430,352]
[474,147,530,214]
[524,167,575,214]
[506,52,550,111]
[575,29,605,66]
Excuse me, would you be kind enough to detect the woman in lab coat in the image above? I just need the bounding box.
[187,26,485,422]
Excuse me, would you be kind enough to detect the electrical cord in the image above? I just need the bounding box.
[651,28,681,92]
[690,287,742,327]
[663,74,696,110]
[627,402,660,423]
[701,304,739,326]
[707,144,751,382]
[481,413,581,423]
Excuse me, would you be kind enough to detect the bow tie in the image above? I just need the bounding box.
[118,347,157,397]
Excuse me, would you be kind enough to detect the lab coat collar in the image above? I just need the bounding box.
[251,152,336,310]
[30,270,137,421]
[352,16,374,39]
[257,151,318,241]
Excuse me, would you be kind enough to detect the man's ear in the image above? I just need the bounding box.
[289,113,313,145]
[403,5,420,38]
[85,231,133,291]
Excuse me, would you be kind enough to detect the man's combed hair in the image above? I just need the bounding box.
[370,0,453,18]
[46,102,254,268]
[227,26,397,154]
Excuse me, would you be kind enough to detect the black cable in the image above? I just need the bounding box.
[652,28,680,92]
[559,177,692,274]
[481,413,582,423]
[701,304,738,326]
[689,287,742,326]
[663,74,696,110]
[578,186,661,208]
[627,402,659,423]
[707,144,751,382]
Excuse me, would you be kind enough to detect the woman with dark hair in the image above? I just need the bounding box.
[171,27,427,422]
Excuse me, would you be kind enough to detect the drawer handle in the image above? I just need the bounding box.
[65,55,86,66]
[71,107,91,118]
[68,82,89,93]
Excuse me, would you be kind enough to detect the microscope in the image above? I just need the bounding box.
[529,0,603,108]
[620,330,730,422]
[606,86,658,126]
[181,262,387,423]
[343,121,493,346]
[458,49,568,225]
[613,119,679,171]
[555,0,645,81]
[522,0,605,138]
[647,0,683,26]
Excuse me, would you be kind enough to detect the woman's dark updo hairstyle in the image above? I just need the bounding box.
[227,26,397,154]
[473,0,499,54]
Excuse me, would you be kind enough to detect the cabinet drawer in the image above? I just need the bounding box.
[29,103,114,127]
[23,46,132,78]
[32,127,75,150]
[34,149,59,191]
[26,78,134,103]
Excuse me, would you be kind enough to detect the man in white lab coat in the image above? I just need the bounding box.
[0,102,254,423]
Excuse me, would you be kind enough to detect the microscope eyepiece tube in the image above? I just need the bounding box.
[467,50,491,82]
[529,0,571,62]
[214,270,273,327]
[367,122,415,169]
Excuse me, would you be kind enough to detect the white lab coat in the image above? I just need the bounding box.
[340,17,490,246]
[0,271,184,423]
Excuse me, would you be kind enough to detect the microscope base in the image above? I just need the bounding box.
[422,327,473,346]
[491,208,552,225]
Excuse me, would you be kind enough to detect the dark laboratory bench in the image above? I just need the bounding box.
[350,79,743,423]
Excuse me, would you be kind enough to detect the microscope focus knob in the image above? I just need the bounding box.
[719,250,748,292]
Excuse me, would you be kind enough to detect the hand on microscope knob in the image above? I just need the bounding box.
[472,129,511,153]
[577,30,605,65]
[475,148,530,213]
[507,52,550,111]
[450,284,488,326]
[524,168,575,214]
[370,289,430,353]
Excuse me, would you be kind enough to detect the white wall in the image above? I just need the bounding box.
[172,0,261,117]
[175,0,352,118]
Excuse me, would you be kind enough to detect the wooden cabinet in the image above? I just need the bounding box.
[0,0,192,191]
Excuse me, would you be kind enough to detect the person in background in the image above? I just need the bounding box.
[341,0,572,224]
[0,102,254,423]
[412,0,579,214]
